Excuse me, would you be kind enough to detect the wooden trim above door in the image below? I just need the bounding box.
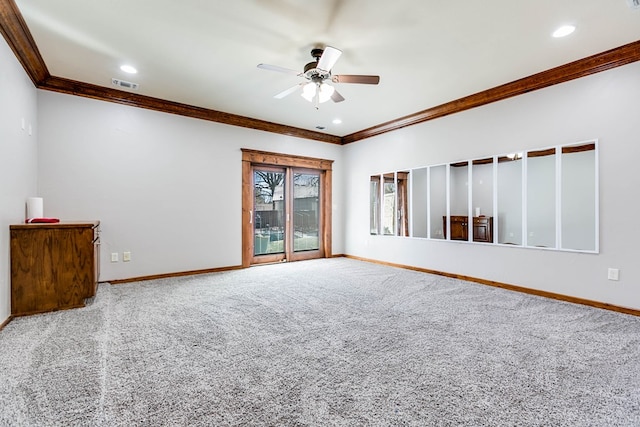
[241,149,334,170]
[241,149,333,267]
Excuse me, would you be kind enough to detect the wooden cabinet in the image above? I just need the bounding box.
[10,221,100,316]
[447,215,469,241]
[443,216,493,243]
[472,216,493,243]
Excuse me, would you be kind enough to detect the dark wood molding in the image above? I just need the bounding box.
[344,255,640,317]
[527,148,557,158]
[108,265,244,285]
[41,76,342,145]
[342,40,640,144]
[0,315,12,331]
[450,161,469,167]
[563,143,596,154]
[241,149,333,267]
[2,0,638,146]
[472,158,493,165]
[241,148,334,170]
[0,0,49,84]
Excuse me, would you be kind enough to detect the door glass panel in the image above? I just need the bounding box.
[253,169,285,255]
[497,154,523,245]
[561,143,596,251]
[527,148,556,248]
[293,172,320,252]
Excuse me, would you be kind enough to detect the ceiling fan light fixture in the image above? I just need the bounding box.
[318,83,335,103]
[301,82,316,102]
[301,82,335,104]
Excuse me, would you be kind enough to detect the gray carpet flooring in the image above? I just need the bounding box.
[0,258,639,426]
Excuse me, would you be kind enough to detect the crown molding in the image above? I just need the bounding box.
[0,0,341,145]
[0,0,48,84]
[2,0,639,146]
[342,40,640,144]
[40,76,342,144]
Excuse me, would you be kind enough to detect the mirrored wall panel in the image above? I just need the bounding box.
[370,175,380,235]
[383,173,396,236]
[411,168,429,238]
[371,140,598,253]
[497,154,523,245]
[527,148,556,248]
[472,158,494,243]
[448,162,469,241]
[397,171,410,237]
[561,143,597,251]
[430,165,447,239]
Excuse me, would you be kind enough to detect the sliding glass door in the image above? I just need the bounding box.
[293,171,320,253]
[253,167,286,261]
[242,149,332,267]
[251,166,323,265]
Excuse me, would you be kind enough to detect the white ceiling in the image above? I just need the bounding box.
[14,0,640,137]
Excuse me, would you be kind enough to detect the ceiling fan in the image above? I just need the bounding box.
[257,46,380,109]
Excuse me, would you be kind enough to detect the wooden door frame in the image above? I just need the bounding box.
[241,149,333,268]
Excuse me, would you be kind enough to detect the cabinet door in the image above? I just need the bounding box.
[450,216,468,240]
[472,217,493,243]
[11,229,57,314]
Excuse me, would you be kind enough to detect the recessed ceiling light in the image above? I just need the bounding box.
[552,25,575,38]
[332,119,342,125]
[120,65,138,74]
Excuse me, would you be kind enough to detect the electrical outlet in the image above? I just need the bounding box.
[607,268,619,281]
[111,252,118,262]
[123,251,131,262]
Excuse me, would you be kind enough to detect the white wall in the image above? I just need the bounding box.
[37,91,344,281]
[3,31,640,316]
[344,61,640,310]
[0,37,39,324]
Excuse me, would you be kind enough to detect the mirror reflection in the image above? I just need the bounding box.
[370,140,598,253]
[527,148,556,248]
[430,165,447,239]
[497,154,523,244]
[472,158,494,243]
[447,162,469,241]
[561,143,596,251]
[411,168,428,238]
[383,173,396,235]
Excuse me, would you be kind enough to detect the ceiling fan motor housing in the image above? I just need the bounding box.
[303,48,331,82]
[310,48,324,60]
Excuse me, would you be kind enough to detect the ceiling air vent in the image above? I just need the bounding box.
[628,0,640,9]
[112,78,139,90]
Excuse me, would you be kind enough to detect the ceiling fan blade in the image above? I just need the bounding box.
[332,74,380,84]
[274,82,306,99]
[331,89,345,103]
[317,46,342,72]
[257,63,301,76]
